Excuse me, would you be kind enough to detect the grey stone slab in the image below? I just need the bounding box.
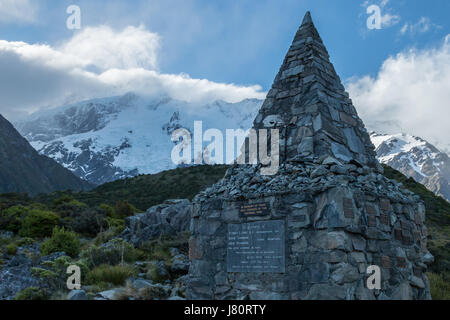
[227,220,285,273]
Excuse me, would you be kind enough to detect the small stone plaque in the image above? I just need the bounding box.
[396,257,407,268]
[381,256,392,269]
[343,198,354,219]
[380,199,390,212]
[402,236,413,246]
[368,216,377,227]
[412,231,421,243]
[239,202,270,217]
[380,214,390,226]
[401,220,411,230]
[189,238,203,260]
[394,229,403,241]
[366,204,377,215]
[414,214,422,226]
[227,220,285,273]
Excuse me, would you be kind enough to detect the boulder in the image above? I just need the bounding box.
[121,199,191,246]
[95,288,125,300]
[68,290,88,301]
[170,254,189,273]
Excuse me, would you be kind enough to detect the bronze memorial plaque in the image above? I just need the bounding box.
[227,220,285,273]
[239,202,270,217]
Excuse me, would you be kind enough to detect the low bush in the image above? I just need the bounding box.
[428,272,450,300]
[0,205,30,233]
[93,220,126,246]
[98,203,114,217]
[86,264,136,286]
[16,237,34,246]
[37,256,89,291]
[141,233,190,261]
[65,208,107,237]
[113,200,137,219]
[41,227,81,258]
[6,243,17,255]
[146,263,170,283]
[15,287,49,300]
[80,239,141,268]
[18,209,60,238]
[115,282,169,300]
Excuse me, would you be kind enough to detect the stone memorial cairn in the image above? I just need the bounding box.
[186,12,433,300]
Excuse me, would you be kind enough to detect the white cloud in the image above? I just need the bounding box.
[62,25,160,71]
[347,35,450,151]
[400,17,440,36]
[0,0,38,24]
[381,12,401,28]
[0,25,266,119]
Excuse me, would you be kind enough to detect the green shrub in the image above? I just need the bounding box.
[99,203,114,217]
[139,285,169,300]
[86,264,136,286]
[141,233,190,261]
[31,267,58,279]
[428,272,450,300]
[15,287,49,300]
[106,217,125,234]
[93,222,125,246]
[36,256,90,291]
[6,243,17,255]
[0,205,30,233]
[19,209,60,238]
[65,208,107,237]
[41,227,81,258]
[80,239,140,268]
[28,202,48,211]
[52,195,84,208]
[146,263,170,283]
[115,282,169,300]
[113,200,136,219]
[16,237,34,246]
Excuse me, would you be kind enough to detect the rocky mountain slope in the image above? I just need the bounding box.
[15,93,262,185]
[0,114,92,196]
[371,132,450,202]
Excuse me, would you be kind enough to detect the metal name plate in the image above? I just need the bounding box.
[239,202,270,217]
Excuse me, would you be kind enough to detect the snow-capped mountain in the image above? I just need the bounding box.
[14,93,449,203]
[15,93,263,185]
[371,132,450,202]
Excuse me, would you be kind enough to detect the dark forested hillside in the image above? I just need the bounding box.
[35,165,229,211]
[0,114,92,196]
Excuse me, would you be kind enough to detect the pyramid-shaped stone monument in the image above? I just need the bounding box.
[252,12,377,167]
[186,12,432,300]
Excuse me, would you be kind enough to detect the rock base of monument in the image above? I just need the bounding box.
[186,158,433,300]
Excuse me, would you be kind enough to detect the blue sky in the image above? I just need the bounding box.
[1,0,448,89]
[0,0,449,149]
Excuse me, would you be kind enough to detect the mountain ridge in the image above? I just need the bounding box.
[14,94,450,203]
[14,94,262,185]
[371,132,450,202]
[0,114,92,196]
